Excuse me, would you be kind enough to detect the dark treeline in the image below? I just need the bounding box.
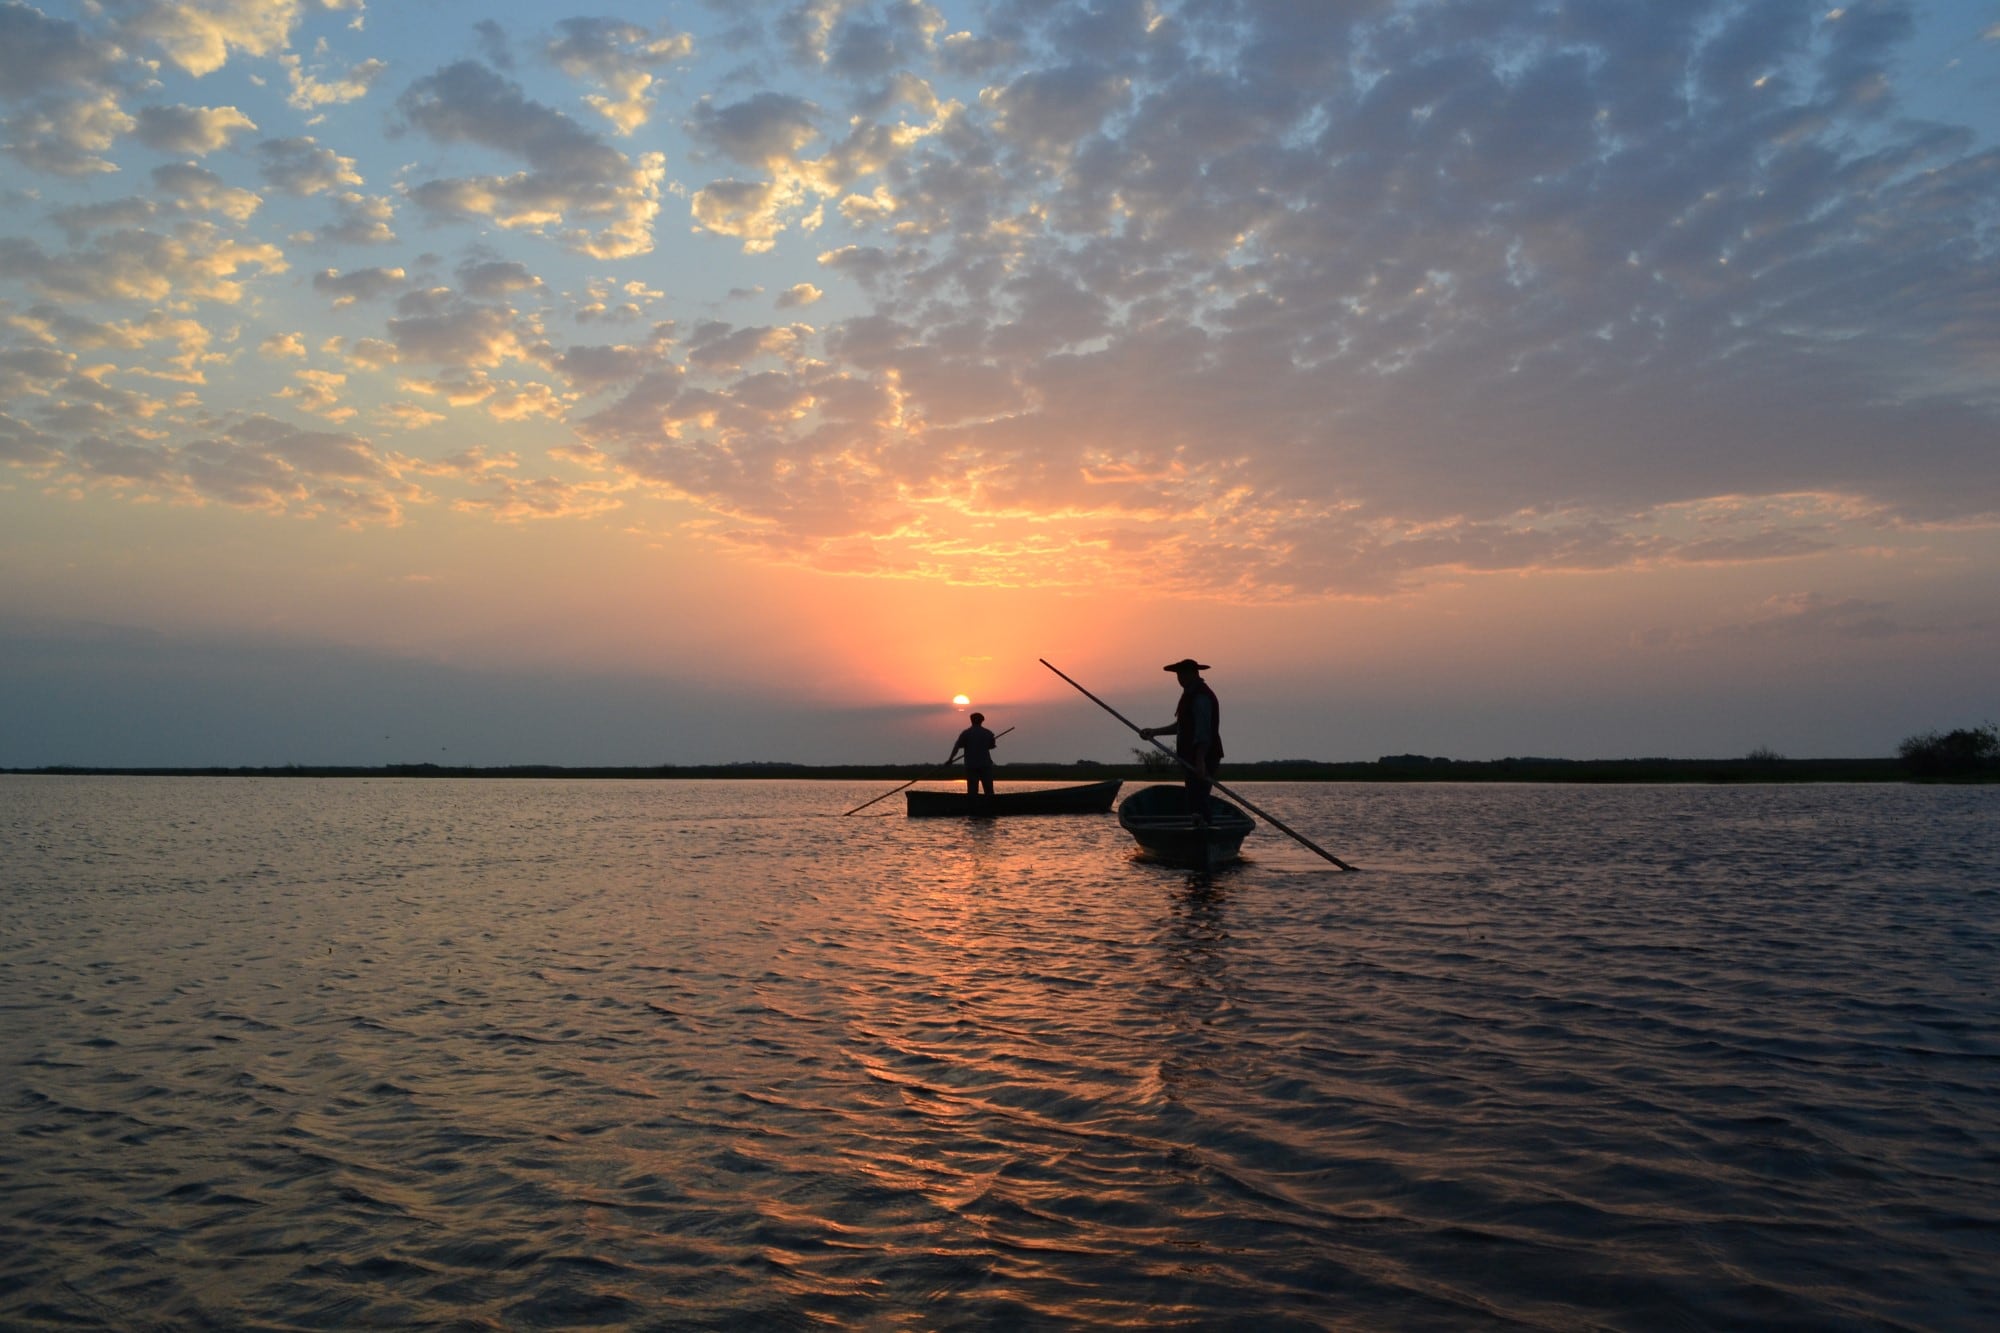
[5,756,1960,782]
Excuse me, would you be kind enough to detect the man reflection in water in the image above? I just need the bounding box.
[950,712,998,797]
[1140,658,1223,824]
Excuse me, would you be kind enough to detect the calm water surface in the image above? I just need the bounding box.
[2,777,1996,1330]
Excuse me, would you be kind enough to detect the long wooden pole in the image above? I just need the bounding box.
[1040,659,1356,871]
[842,726,1016,816]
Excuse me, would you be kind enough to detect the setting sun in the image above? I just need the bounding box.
[952,695,971,707]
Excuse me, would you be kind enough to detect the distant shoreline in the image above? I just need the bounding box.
[7,757,1982,783]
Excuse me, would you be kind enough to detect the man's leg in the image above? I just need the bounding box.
[1183,776,1209,822]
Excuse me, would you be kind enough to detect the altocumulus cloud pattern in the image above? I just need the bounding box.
[1,0,1996,600]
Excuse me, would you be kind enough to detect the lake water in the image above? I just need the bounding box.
[2,776,1996,1330]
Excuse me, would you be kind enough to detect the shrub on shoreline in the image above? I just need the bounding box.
[1897,724,1999,778]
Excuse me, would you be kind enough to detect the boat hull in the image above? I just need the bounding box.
[905,779,1123,818]
[1117,784,1255,867]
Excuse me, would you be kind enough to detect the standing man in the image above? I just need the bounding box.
[1140,659,1223,822]
[951,711,999,797]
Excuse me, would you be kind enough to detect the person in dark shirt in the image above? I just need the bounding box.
[950,712,998,796]
[1140,659,1223,821]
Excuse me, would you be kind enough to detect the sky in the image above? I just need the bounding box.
[2,0,1997,768]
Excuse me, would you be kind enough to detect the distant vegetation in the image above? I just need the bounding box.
[3,755,1934,782]
[1897,724,1999,779]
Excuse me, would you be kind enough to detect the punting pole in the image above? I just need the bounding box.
[1040,658,1357,871]
[842,726,1016,816]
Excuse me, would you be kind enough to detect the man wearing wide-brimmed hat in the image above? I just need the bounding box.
[1140,659,1224,822]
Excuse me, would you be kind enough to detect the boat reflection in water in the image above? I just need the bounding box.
[1117,783,1256,868]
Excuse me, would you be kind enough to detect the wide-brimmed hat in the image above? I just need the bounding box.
[1162,658,1210,672]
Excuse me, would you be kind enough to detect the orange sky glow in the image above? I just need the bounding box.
[3,1,1996,766]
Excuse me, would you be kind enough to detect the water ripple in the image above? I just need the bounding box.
[2,776,1996,1329]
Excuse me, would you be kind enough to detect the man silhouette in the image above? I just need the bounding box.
[1140,659,1222,822]
[950,712,998,797]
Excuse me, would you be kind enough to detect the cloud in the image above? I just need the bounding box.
[397,444,519,481]
[473,18,512,71]
[483,379,567,421]
[256,136,364,194]
[384,287,540,369]
[312,265,407,306]
[173,439,315,508]
[6,303,197,361]
[70,431,180,483]
[549,339,671,393]
[0,410,64,466]
[0,221,285,303]
[682,85,957,251]
[544,16,693,134]
[775,0,949,76]
[0,337,72,383]
[0,2,119,97]
[3,89,133,175]
[688,176,803,254]
[457,258,542,299]
[398,60,632,176]
[0,0,121,127]
[282,50,387,111]
[982,61,1130,155]
[4,0,1997,604]
[374,402,444,431]
[684,321,810,372]
[305,191,397,245]
[111,0,304,78]
[450,471,629,521]
[938,28,1016,79]
[687,91,820,169]
[815,243,895,284]
[380,364,569,424]
[1643,591,1929,650]
[1740,593,1907,639]
[396,59,665,258]
[46,412,419,524]
[572,275,656,323]
[48,197,157,242]
[640,0,1991,592]
[132,104,260,154]
[826,22,900,83]
[396,443,627,517]
[152,162,262,222]
[277,366,354,420]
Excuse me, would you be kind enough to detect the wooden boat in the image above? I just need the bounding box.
[1117,784,1256,867]
[905,778,1122,818]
